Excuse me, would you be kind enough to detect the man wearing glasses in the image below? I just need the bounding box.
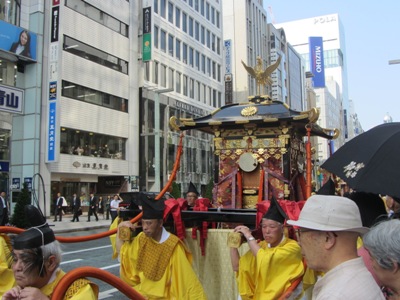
[288,195,385,300]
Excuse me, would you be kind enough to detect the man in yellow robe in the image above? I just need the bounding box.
[230,198,304,299]
[0,234,15,297]
[2,205,98,300]
[115,194,207,299]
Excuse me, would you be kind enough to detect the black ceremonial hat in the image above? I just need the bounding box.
[317,178,336,195]
[13,205,56,250]
[141,193,165,220]
[13,226,56,250]
[187,181,199,195]
[25,205,47,227]
[263,197,288,224]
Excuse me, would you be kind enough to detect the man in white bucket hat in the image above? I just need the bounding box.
[288,195,384,300]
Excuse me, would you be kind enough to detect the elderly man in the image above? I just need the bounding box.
[115,194,207,299]
[288,195,385,300]
[230,198,304,299]
[3,205,98,300]
[363,219,400,298]
[186,181,199,207]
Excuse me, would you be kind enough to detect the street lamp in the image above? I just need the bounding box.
[154,87,173,192]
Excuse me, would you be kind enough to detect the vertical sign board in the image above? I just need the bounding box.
[142,6,152,61]
[11,178,20,190]
[225,74,233,105]
[309,37,325,88]
[224,40,232,74]
[24,177,32,191]
[46,2,60,163]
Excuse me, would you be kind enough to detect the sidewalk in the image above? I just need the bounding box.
[48,213,112,234]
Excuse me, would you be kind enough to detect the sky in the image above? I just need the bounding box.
[263,1,400,131]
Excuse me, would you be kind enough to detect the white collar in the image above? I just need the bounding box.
[268,235,285,248]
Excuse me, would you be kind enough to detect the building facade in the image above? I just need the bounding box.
[0,0,224,216]
[275,14,352,146]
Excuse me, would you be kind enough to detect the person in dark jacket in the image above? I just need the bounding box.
[87,193,98,222]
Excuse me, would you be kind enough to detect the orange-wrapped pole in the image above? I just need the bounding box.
[51,266,145,300]
[257,167,264,203]
[156,132,184,200]
[306,125,312,199]
[237,170,242,208]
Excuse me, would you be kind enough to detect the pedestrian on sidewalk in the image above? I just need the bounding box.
[71,193,81,222]
[87,192,98,222]
[98,196,105,219]
[53,192,64,222]
[110,194,122,223]
[105,195,111,220]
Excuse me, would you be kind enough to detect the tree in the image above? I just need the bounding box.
[204,177,214,201]
[170,182,182,199]
[11,182,32,228]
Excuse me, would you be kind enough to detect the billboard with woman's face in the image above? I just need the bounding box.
[0,20,37,61]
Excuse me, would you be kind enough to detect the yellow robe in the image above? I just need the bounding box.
[236,238,304,300]
[40,269,98,300]
[118,231,207,300]
[0,234,15,298]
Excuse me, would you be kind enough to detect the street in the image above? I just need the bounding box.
[58,228,128,299]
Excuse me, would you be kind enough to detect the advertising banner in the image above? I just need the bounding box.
[309,36,325,88]
[0,20,37,61]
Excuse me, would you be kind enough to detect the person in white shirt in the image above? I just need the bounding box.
[0,191,8,226]
[110,194,122,223]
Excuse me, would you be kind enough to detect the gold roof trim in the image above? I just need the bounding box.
[263,117,279,122]
[235,120,250,124]
[209,121,222,126]
[183,121,196,126]
[211,108,222,116]
[323,128,340,139]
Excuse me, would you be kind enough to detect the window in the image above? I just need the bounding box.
[201,26,205,44]
[212,61,216,79]
[195,22,199,41]
[168,2,173,23]
[207,58,211,76]
[175,7,180,28]
[216,11,220,28]
[66,0,128,37]
[212,33,215,51]
[211,6,215,24]
[183,75,188,96]
[206,30,210,48]
[206,2,210,20]
[160,30,166,52]
[176,72,181,93]
[194,0,199,11]
[217,37,220,54]
[62,80,128,112]
[175,39,181,60]
[169,68,174,88]
[153,61,159,84]
[195,51,200,70]
[161,64,167,87]
[196,81,201,101]
[160,0,166,18]
[201,54,206,73]
[182,12,187,33]
[60,127,127,160]
[190,78,194,98]
[154,26,159,48]
[183,43,188,64]
[189,47,194,67]
[217,64,221,82]
[200,0,205,15]
[189,17,193,37]
[154,0,158,13]
[168,34,173,56]
[63,35,128,74]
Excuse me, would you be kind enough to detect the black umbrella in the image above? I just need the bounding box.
[320,122,400,197]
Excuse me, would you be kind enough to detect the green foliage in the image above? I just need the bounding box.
[204,177,214,201]
[11,182,32,229]
[171,182,182,199]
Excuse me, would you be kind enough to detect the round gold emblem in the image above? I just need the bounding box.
[241,106,258,117]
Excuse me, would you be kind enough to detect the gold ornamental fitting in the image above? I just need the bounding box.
[118,226,133,242]
[227,232,242,248]
[241,106,258,117]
